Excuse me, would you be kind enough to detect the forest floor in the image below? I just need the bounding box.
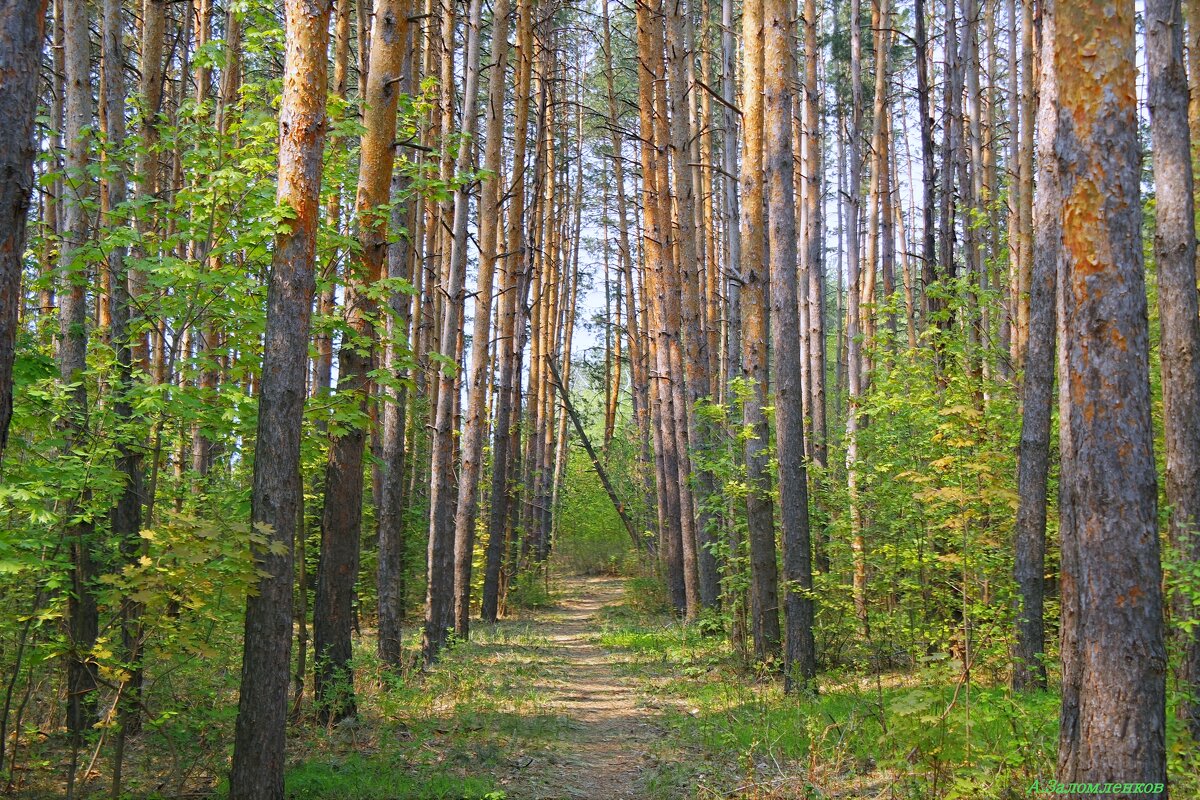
[25,571,1181,798]
[282,571,1069,799]
[491,576,667,799]
[286,573,754,799]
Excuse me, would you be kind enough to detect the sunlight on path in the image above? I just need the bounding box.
[500,576,662,800]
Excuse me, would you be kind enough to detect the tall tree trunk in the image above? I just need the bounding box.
[666,0,719,612]
[915,0,937,329]
[937,0,962,356]
[602,0,650,528]
[228,1,331,795]
[1054,0,1167,788]
[1004,0,1019,367]
[101,0,148,784]
[1147,0,1200,741]
[637,0,686,613]
[482,0,533,624]
[720,0,745,647]
[1015,0,1034,366]
[803,0,827,480]
[740,0,782,662]
[453,0,510,636]
[315,0,408,721]
[1012,0,1057,692]
[61,0,99,765]
[0,0,46,452]
[764,0,815,691]
[376,19,419,669]
[424,0,484,663]
[132,0,165,372]
[862,0,890,364]
[847,0,868,633]
[316,0,352,404]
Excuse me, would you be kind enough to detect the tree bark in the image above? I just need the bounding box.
[740,0,782,662]
[1012,0,1057,692]
[482,0,534,624]
[803,0,827,480]
[100,0,148,781]
[453,0,510,636]
[1015,0,1034,367]
[376,21,419,669]
[228,1,331,795]
[1054,0,1167,788]
[0,0,47,452]
[764,0,815,691]
[60,0,98,760]
[847,0,868,633]
[637,0,687,613]
[424,0,484,663]
[915,0,937,330]
[666,0,719,613]
[1147,0,1200,741]
[315,0,408,721]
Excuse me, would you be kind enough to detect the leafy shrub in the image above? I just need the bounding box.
[507,570,554,609]
[553,451,635,575]
[624,573,671,616]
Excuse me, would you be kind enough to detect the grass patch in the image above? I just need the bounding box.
[591,577,1188,800]
[280,618,569,800]
[286,756,504,800]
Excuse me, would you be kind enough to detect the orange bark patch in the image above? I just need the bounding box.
[1116,585,1144,607]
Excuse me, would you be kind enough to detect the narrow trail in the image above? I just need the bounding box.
[500,575,665,800]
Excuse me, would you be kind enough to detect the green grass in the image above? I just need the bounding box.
[593,577,1200,800]
[279,619,568,800]
[286,756,504,800]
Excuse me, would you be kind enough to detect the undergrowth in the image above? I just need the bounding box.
[598,577,1200,800]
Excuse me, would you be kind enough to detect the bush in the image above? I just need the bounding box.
[508,570,554,609]
[624,573,671,616]
[553,450,636,575]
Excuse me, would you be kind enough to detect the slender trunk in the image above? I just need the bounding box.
[424,0,484,663]
[721,0,745,645]
[667,0,719,613]
[937,0,962,353]
[803,0,826,475]
[915,0,937,329]
[453,0,511,636]
[376,19,419,668]
[1147,0,1200,740]
[101,0,147,784]
[482,0,533,623]
[1012,0,1057,692]
[314,0,408,721]
[61,0,99,763]
[847,0,868,633]
[1015,0,1034,366]
[1004,0,1019,368]
[315,0,352,409]
[637,0,686,613]
[740,0,782,661]
[764,0,815,691]
[862,0,890,365]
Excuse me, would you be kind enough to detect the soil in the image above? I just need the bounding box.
[497,575,668,800]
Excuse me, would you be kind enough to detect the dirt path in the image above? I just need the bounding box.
[501,575,663,800]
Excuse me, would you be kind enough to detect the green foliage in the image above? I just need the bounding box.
[594,588,1063,799]
[506,570,554,610]
[553,451,633,575]
[808,283,1031,678]
[622,573,672,616]
[286,757,504,800]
